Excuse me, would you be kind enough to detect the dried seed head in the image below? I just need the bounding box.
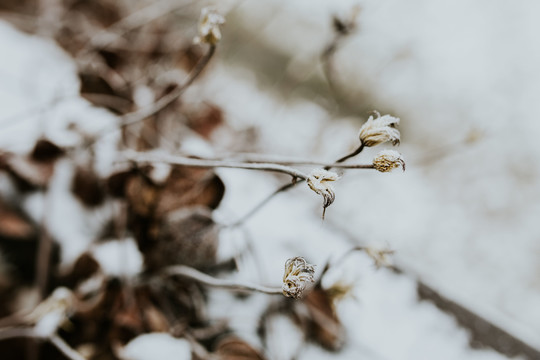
[194,7,225,45]
[282,257,315,299]
[373,150,405,172]
[307,169,340,219]
[365,247,394,269]
[358,112,401,147]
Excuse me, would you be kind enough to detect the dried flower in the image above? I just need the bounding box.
[282,257,315,299]
[373,150,405,172]
[365,247,394,269]
[358,111,400,147]
[307,169,340,218]
[194,7,225,45]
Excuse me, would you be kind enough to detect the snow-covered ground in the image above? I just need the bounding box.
[1,0,539,358]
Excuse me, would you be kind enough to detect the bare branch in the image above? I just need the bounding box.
[121,150,309,180]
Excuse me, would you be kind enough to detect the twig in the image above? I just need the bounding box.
[119,45,216,128]
[121,151,309,180]
[164,265,283,295]
[230,144,367,227]
[0,328,85,360]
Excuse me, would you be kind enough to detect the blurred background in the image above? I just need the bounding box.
[0,0,539,359]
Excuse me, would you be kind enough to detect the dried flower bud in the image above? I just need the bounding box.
[358,111,400,147]
[194,7,225,45]
[365,247,394,269]
[282,257,315,299]
[307,169,340,219]
[373,150,405,172]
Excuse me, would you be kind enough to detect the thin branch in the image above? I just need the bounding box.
[119,45,216,128]
[163,265,283,295]
[0,328,85,360]
[121,151,309,180]
[230,144,367,227]
[185,153,374,169]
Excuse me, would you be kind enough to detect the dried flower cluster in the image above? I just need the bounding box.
[358,112,401,147]
[282,257,316,299]
[194,7,225,45]
[373,149,406,172]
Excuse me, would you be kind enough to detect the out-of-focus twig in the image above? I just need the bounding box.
[119,45,216,127]
[163,265,283,295]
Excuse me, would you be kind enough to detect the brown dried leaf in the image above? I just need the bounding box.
[301,288,345,351]
[187,105,224,139]
[154,166,224,217]
[30,139,65,162]
[0,202,35,239]
[215,336,266,360]
[72,167,106,207]
[146,207,218,270]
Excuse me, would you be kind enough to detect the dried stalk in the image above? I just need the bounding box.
[121,151,309,180]
[0,328,85,360]
[119,45,216,127]
[164,265,283,295]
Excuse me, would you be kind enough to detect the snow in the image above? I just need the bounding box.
[121,333,191,360]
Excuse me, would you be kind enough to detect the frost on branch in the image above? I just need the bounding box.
[358,112,401,147]
[282,257,315,299]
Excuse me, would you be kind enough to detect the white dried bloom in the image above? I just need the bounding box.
[373,150,405,172]
[282,257,315,299]
[358,112,400,147]
[307,169,340,218]
[365,247,394,269]
[194,7,225,45]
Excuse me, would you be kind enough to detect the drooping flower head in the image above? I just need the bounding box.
[282,257,315,299]
[194,7,225,45]
[307,168,340,218]
[373,150,405,172]
[358,111,400,147]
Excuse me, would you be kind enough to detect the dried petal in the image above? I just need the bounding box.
[358,112,401,147]
[194,7,225,45]
[282,257,315,299]
[373,150,405,173]
[307,169,339,219]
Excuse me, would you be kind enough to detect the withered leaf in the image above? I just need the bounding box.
[187,105,224,139]
[215,336,267,360]
[71,167,106,207]
[154,166,224,217]
[145,206,218,270]
[0,201,35,239]
[30,139,65,162]
[301,288,345,351]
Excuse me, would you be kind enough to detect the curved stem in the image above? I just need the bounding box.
[120,45,216,127]
[164,265,283,295]
[121,151,309,180]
